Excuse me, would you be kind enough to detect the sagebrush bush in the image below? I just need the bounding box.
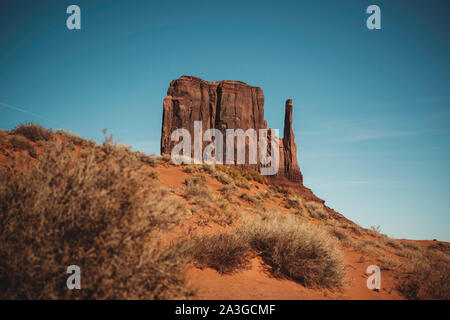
[286,196,304,211]
[183,175,211,199]
[135,152,158,167]
[398,250,450,299]
[341,223,363,236]
[383,238,404,250]
[305,201,328,220]
[402,242,419,251]
[215,165,267,185]
[8,134,37,157]
[238,211,346,288]
[11,123,53,142]
[235,178,251,189]
[0,142,191,299]
[189,233,252,274]
[328,228,351,244]
[269,185,294,196]
[219,184,238,200]
[212,171,233,185]
[239,193,263,207]
[55,130,96,148]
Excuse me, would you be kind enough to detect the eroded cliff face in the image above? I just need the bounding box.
[161,75,303,185]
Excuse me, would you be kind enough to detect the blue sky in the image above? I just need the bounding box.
[0,0,449,241]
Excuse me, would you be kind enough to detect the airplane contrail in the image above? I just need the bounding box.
[0,101,65,127]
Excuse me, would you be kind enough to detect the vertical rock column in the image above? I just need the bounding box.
[281,99,303,183]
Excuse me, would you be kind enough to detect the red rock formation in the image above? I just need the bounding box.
[161,76,325,203]
[161,76,265,156]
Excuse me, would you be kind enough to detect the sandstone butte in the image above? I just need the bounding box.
[160,75,345,214]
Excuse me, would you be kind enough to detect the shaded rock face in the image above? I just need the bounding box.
[161,75,303,184]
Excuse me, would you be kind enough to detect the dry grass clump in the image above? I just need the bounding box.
[146,169,159,179]
[188,210,346,289]
[398,250,450,299]
[341,223,363,236]
[305,201,328,220]
[239,211,346,288]
[212,171,233,185]
[402,242,420,251]
[286,196,304,212]
[181,164,257,189]
[378,254,401,271]
[55,130,96,148]
[219,184,238,200]
[328,228,352,247]
[182,165,198,173]
[189,233,252,274]
[235,178,251,189]
[182,174,238,226]
[368,225,382,235]
[215,165,267,185]
[161,154,172,162]
[135,152,159,168]
[7,134,37,158]
[183,175,212,199]
[354,238,384,256]
[0,142,191,299]
[11,122,53,142]
[239,192,265,207]
[383,238,404,251]
[241,169,267,185]
[269,185,295,196]
[427,242,449,252]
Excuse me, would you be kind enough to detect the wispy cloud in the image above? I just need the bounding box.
[311,179,401,190]
[337,130,421,142]
[0,101,66,127]
[300,118,427,143]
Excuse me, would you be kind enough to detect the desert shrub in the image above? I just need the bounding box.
[341,223,363,236]
[183,175,211,199]
[146,170,159,179]
[239,193,263,207]
[398,250,450,299]
[0,143,191,299]
[212,171,233,185]
[183,165,196,173]
[328,228,351,244]
[135,152,158,168]
[242,170,267,185]
[11,123,53,142]
[235,178,251,189]
[201,163,215,174]
[286,196,304,211]
[101,143,133,158]
[427,242,449,252]
[362,238,381,248]
[214,195,230,211]
[189,233,252,274]
[161,154,171,162]
[55,130,96,148]
[8,134,37,157]
[269,185,294,196]
[192,200,236,227]
[402,242,419,251]
[239,211,346,288]
[219,184,238,200]
[354,239,384,254]
[305,201,328,220]
[214,165,267,185]
[383,238,404,250]
[378,255,401,271]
